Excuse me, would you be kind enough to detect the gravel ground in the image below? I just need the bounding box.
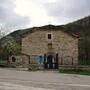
[0,68,90,90]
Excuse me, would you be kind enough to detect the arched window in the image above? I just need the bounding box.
[12,57,16,62]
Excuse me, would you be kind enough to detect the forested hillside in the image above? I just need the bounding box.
[64,15,90,64]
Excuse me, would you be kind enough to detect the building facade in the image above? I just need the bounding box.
[9,25,78,69]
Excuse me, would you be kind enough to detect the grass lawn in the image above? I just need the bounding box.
[59,69,90,76]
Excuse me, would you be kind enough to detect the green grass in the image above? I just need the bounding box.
[78,59,90,65]
[59,69,90,76]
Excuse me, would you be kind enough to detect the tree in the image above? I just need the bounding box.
[0,36,20,60]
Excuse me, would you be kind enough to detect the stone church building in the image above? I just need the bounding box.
[9,25,78,70]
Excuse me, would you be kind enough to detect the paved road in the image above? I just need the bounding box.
[0,68,90,90]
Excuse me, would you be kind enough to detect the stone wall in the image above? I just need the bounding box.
[22,29,78,66]
[9,55,29,68]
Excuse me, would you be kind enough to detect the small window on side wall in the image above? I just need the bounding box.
[48,34,52,39]
[12,57,16,62]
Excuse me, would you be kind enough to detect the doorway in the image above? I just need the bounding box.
[44,55,58,69]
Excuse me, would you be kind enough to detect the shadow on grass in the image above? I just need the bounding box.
[59,69,90,76]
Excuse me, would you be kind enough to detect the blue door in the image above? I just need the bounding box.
[36,56,44,64]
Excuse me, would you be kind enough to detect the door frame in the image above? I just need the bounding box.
[44,54,58,69]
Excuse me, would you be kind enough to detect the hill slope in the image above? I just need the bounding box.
[7,15,90,43]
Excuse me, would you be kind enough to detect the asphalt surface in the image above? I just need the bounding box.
[0,68,90,90]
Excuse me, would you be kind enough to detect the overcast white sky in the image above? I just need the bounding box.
[0,0,90,33]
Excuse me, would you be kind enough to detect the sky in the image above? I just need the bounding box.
[0,0,90,33]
